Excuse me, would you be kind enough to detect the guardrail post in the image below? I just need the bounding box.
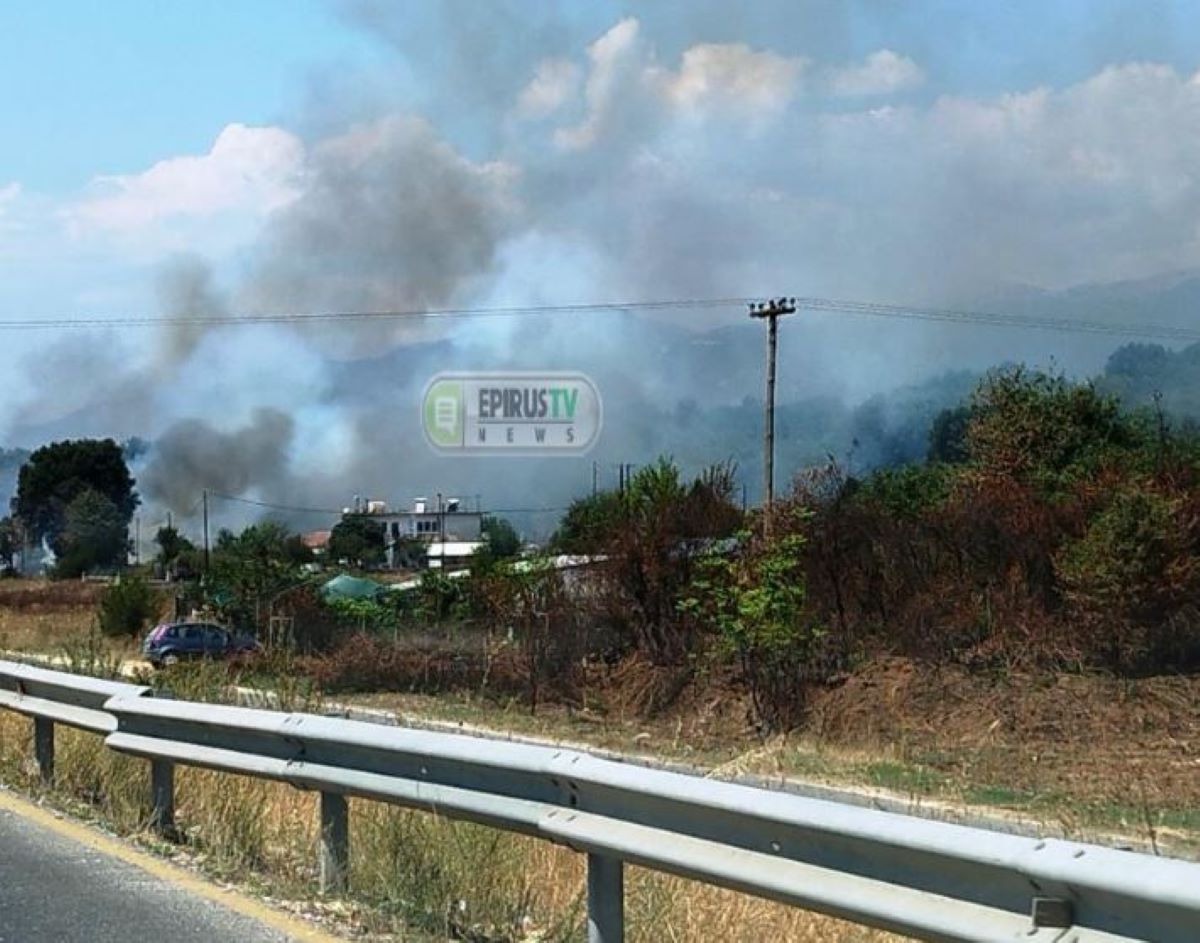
[587,853,624,943]
[150,759,175,834]
[319,791,349,894]
[33,717,54,783]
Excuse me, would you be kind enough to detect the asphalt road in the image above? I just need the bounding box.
[0,801,304,943]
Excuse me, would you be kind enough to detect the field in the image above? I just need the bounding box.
[0,578,105,652]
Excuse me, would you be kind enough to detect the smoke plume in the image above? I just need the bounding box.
[6,5,1200,542]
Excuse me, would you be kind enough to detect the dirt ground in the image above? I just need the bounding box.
[341,655,1200,857]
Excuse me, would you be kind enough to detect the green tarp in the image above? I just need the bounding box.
[320,573,384,600]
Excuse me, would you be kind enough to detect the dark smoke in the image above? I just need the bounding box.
[139,409,294,514]
[241,115,519,353]
[155,255,230,366]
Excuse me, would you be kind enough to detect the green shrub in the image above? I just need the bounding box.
[681,520,826,730]
[97,575,161,638]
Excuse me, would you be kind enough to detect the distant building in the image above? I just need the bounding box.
[343,496,484,570]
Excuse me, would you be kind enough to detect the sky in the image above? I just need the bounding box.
[6,0,1200,316]
[4,0,1200,533]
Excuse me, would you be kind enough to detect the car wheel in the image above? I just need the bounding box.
[162,653,181,667]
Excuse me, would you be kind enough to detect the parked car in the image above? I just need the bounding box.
[142,621,261,668]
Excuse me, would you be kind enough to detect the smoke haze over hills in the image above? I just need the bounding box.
[4,4,1200,540]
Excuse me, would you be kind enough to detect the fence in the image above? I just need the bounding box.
[2,658,1199,942]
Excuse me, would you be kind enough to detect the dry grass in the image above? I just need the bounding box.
[338,658,1200,860]
[0,709,897,941]
[0,578,150,665]
[0,578,101,652]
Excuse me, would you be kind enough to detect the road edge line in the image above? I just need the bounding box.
[0,786,343,943]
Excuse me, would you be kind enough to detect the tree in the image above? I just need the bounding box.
[209,521,306,631]
[98,575,161,638]
[927,405,972,463]
[328,515,386,568]
[13,439,138,557]
[572,457,744,663]
[550,491,625,553]
[966,367,1139,488]
[0,516,17,570]
[155,525,193,565]
[154,525,197,580]
[55,489,129,577]
[681,522,824,730]
[481,515,521,559]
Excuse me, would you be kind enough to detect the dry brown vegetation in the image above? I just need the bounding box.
[0,578,104,651]
[337,654,1200,859]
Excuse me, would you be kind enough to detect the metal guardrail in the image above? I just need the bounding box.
[0,660,152,783]
[2,660,1199,942]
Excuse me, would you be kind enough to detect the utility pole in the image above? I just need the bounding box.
[202,490,210,574]
[134,515,140,566]
[749,298,797,537]
[437,492,445,568]
[616,463,635,495]
[592,461,598,497]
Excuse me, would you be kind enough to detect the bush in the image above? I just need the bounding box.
[682,519,827,730]
[302,632,528,696]
[97,575,161,638]
[1057,487,1200,670]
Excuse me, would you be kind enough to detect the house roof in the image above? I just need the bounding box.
[301,530,332,549]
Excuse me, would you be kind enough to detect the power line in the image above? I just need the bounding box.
[795,296,1200,343]
[208,491,342,516]
[0,298,748,331]
[206,491,570,518]
[1,293,1197,342]
[485,506,571,515]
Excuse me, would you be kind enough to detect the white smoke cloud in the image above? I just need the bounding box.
[828,49,924,96]
[516,59,581,119]
[656,42,805,116]
[554,18,645,151]
[62,124,305,253]
[524,29,1200,299]
[550,20,804,151]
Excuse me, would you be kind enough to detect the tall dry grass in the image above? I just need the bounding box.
[0,709,897,941]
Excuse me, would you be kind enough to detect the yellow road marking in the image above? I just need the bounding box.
[0,788,344,943]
